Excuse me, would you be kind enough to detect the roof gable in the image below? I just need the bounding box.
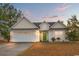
[39,21,50,30]
[39,21,50,26]
[50,22,66,29]
[12,17,38,29]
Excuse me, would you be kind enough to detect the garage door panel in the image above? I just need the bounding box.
[10,30,39,42]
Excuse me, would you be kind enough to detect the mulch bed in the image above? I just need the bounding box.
[18,42,79,56]
[0,40,7,44]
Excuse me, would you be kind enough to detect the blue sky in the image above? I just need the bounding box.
[12,3,79,23]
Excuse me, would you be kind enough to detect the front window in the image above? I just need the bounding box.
[54,31,63,38]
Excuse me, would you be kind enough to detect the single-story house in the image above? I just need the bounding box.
[10,17,67,42]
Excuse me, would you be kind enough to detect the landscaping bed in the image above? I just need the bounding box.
[0,40,7,44]
[18,42,79,56]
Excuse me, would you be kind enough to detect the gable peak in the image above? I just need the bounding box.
[57,20,63,23]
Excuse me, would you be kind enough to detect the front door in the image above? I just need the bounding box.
[40,31,48,42]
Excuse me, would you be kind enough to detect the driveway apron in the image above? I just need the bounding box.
[0,43,32,56]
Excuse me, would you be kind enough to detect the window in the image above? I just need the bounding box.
[54,31,63,37]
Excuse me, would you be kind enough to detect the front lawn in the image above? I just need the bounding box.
[18,42,79,56]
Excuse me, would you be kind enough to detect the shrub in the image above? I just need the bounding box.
[51,37,55,42]
[56,37,60,40]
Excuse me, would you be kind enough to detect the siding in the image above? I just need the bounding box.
[48,30,66,42]
[40,22,49,30]
[51,22,66,28]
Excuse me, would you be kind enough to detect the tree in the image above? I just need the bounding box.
[0,3,22,41]
[66,15,79,41]
[0,3,22,27]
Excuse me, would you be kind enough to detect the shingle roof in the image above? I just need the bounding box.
[48,22,56,27]
[33,22,56,28]
[33,22,41,28]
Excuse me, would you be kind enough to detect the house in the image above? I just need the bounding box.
[10,17,67,42]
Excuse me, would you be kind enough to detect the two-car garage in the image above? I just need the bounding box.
[10,30,40,42]
[10,17,40,42]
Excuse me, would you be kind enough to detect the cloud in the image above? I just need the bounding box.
[42,16,58,19]
[41,15,64,22]
[21,4,70,22]
[22,10,34,18]
[42,4,71,22]
[22,10,32,18]
[54,4,71,13]
[22,10,37,22]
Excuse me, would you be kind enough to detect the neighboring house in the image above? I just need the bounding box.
[10,17,67,42]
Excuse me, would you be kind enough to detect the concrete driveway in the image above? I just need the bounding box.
[0,43,32,56]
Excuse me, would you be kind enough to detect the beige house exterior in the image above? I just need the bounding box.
[10,17,67,42]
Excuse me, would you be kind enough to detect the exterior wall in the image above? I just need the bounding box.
[48,30,66,42]
[10,30,40,42]
[13,18,37,29]
[40,23,49,30]
[49,22,67,42]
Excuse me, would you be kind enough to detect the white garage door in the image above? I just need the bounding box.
[10,30,39,42]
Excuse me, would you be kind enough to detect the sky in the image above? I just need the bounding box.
[12,3,79,24]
